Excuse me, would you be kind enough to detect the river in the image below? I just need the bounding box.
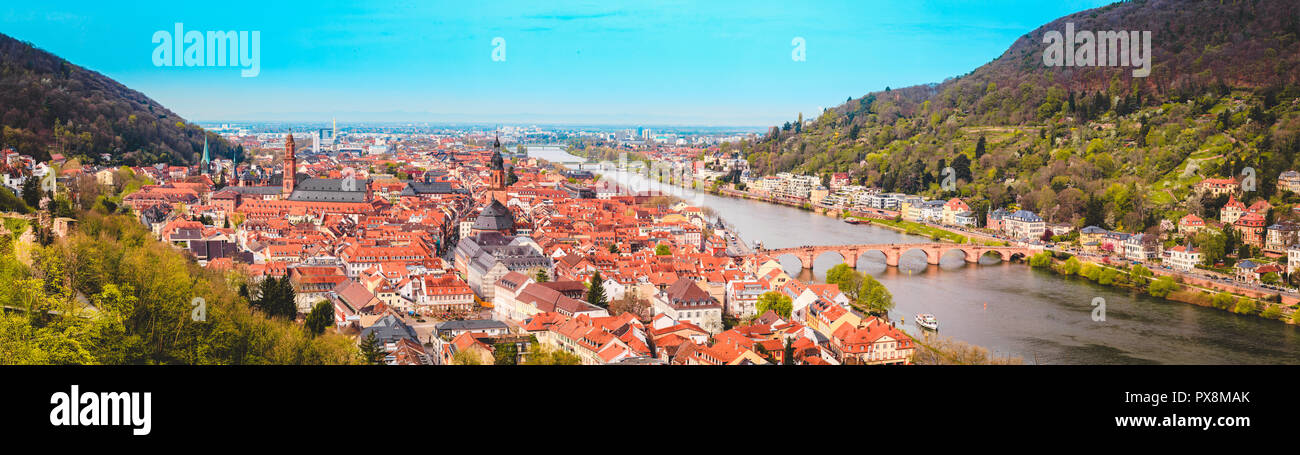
[528,145,1300,364]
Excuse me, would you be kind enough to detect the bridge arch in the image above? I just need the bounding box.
[814,250,849,267]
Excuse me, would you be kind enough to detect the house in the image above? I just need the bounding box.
[359,314,420,354]
[1265,222,1300,253]
[1234,212,1267,247]
[492,272,608,323]
[1197,177,1240,197]
[652,277,723,334]
[1288,246,1300,275]
[986,208,1011,232]
[537,312,652,364]
[1166,245,1201,272]
[415,274,475,314]
[1122,233,1159,262]
[1178,214,1205,234]
[725,280,766,319]
[1235,260,1283,284]
[941,198,970,225]
[1004,210,1046,240]
[1080,226,1108,244]
[1220,195,1246,224]
[829,317,914,365]
[1280,170,1300,194]
[443,332,496,365]
[434,319,511,340]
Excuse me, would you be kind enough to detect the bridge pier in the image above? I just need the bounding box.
[842,251,859,268]
[925,249,942,265]
[885,251,900,267]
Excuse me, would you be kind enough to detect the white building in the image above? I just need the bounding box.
[1166,245,1201,272]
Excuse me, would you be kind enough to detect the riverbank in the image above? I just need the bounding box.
[1029,251,1300,325]
[703,177,1300,328]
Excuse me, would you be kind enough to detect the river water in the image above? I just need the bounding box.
[529,146,1300,364]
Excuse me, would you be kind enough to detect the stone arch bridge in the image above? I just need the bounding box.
[758,243,1038,270]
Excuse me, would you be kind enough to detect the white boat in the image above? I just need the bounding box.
[915,313,939,331]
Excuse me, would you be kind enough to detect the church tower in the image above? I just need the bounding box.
[488,133,508,204]
[282,133,296,198]
[490,133,505,189]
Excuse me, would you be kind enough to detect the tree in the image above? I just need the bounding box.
[1234,298,1258,315]
[1148,276,1180,297]
[1028,251,1054,268]
[452,349,483,365]
[1211,292,1236,310]
[522,343,582,365]
[534,269,550,283]
[1261,272,1280,285]
[609,288,651,320]
[21,177,41,208]
[255,276,298,319]
[756,291,793,319]
[586,271,608,308]
[826,263,856,286]
[1130,264,1152,287]
[655,244,672,255]
[1260,304,1283,320]
[857,274,894,316]
[359,332,386,365]
[974,135,987,159]
[305,301,333,336]
[493,342,518,365]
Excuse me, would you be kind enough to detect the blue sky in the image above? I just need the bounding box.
[3,0,1111,126]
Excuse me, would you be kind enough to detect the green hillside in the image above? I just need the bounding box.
[725,0,1300,233]
[0,33,239,165]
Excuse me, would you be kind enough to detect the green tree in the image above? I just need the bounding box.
[452,349,482,365]
[359,332,386,365]
[1061,256,1083,275]
[534,269,550,283]
[756,291,793,319]
[305,301,333,336]
[20,177,41,209]
[522,344,582,365]
[1261,272,1280,285]
[1211,292,1237,310]
[1260,304,1283,320]
[1233,298,1258,315]
[857,274,894,316]
[655,244,672,255]
[256,276,298,319]
[1130,264,1152,286]
[1028,251,1054,268]
[493,342,518,365]
[1148,276,1180,297]
[586,271,608,308]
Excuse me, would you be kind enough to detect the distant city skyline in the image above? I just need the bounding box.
[4,0,1110,126]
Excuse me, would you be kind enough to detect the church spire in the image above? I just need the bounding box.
[201,136,210,175]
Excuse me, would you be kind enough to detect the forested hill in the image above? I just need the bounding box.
[729,0,1300,233]
[0,32,237,165]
